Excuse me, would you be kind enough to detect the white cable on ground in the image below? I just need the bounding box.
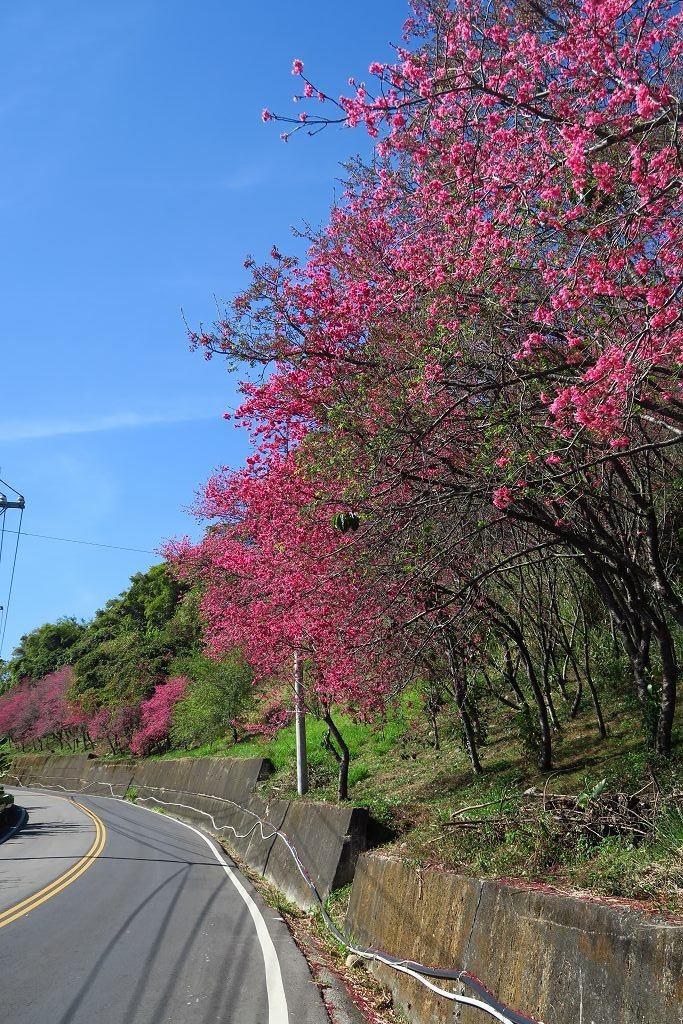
[6,772,542,1023]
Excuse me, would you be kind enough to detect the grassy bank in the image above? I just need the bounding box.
[148,689,683,915]
[6,688,682,914]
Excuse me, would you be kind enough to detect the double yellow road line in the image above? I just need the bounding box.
[0,798,107,929]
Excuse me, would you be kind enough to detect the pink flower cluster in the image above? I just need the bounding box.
[181,0,683,731]
[129,677,188,756]
[0,668,188,757]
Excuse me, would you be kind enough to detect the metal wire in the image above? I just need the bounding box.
[0,507,23,660]
[0,528,153,555]
[0,478,23,498]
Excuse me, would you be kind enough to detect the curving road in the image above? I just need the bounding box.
[0,788,329,1024]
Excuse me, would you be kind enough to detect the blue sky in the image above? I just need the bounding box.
[0,0,406,659]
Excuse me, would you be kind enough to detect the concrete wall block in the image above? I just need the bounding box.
[217,800,272,865]
[346,853,482,1024]
[82,761,136,798]
[240,797,288,877]
[346,853,683,1024]
[261,802,369,911]
[9,755,52,786]
[25,754,92,790]
[12,754,369,915]
[462,882,683,1024]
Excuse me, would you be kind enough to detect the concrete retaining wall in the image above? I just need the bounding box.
[12,756,682,1021]
[346,852,683,1024]
[10,754,367,910]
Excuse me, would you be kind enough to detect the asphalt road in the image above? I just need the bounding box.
[0,788,329,1024]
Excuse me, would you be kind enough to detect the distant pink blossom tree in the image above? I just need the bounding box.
[88,703,141,756]
[130,677,188,756]
[0,668,88,751]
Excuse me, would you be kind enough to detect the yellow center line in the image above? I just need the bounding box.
[0,798,107,929]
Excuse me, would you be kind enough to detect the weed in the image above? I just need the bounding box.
[323,882,353,929]
[653,802,683,857]
[515,704,541,761]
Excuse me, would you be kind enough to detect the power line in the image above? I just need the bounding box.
[0,510,5,578]
[0,477,23,498]
[0,528,155,555]
[0,507,23,659]
[0,512,4,654]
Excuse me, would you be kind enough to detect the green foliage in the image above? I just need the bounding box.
[7,617,86,686]
[331,511,360,533]
[654,802,683,856]
[0,565,208,763]
[322,882,353,930]
[92,564,184,637]
[66,564,201,707]
[72,629,166,705]
[576,777,607,809]
[595,650,628,693]
[169,651,254,748]
[515,703,540,759]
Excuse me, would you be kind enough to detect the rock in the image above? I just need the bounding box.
[345,953,365,969]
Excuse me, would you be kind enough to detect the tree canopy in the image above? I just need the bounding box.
[2,1,681,787]
[172,0,683,774]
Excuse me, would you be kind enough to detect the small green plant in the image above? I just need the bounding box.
[515,704,540,759]
[577,777,607,808]
[124,786,138,802]
[323,882,353,930]
[653,802,683,856]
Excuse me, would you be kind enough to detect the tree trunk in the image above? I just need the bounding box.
[444,639,482,775]
[488,603,553,772]
[655,623,678,756]
[323,709,350,801]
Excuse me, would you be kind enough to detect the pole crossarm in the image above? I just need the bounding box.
[0,495,25,510]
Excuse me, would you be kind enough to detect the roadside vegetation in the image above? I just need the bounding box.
[170,691,683,916]
[0,748,14,825]
[2,0,683,915]
[1,578,680,914]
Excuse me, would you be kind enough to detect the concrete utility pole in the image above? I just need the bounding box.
[0,494,24,510]
[294,651,309,796]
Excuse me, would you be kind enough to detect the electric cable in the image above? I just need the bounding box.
[0,507,23,660]
[0,528,153,555]
[0,478,23,498]
[0,509,6,582]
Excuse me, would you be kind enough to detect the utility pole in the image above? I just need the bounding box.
[294,650,308,796]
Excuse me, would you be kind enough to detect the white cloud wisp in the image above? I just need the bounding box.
[0,409,220,442]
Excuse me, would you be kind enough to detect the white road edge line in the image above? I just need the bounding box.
[126,801,290,1024]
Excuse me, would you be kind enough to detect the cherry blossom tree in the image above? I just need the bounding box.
[167,450,405,795]
[181,0,683,769]
[0,668,88,752]
[130,677,188,756]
